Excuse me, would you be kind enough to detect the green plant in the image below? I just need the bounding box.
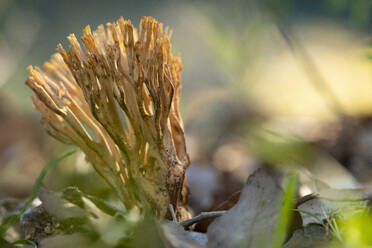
[0,150,75,246]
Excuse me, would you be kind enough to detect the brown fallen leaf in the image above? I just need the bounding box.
[283,224,330,248]
[207,167,284,248]
[160,222,207,248]
[297,188,367,226]
[194,190,241,233]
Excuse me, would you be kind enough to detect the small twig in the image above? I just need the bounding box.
[296,193,319,207]
[168,204,177,222]
[179,210,227,228]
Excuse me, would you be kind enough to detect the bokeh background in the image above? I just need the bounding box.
[1,0,372,214]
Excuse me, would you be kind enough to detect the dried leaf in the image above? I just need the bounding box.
[297,188,367,226]
[38,188,86,220]
[207,167,283,248]
[283,224,330,248]
[161,222,206,248]
[194,191,241,233]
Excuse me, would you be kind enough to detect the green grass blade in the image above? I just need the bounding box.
[271,171,299,248]
[12,239,37,247]
[0,150,76,237]
[0,214,20,237]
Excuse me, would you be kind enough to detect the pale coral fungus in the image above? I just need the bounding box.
[26,16,189,220]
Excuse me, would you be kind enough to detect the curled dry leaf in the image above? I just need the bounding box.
[194,190,241,233]
[207,167,284,248]
[38,188,87,220]
[297,188,367,226]
[283,224,330,248]
[160,222,207,248]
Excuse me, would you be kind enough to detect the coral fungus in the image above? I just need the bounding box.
[26,16,189,219]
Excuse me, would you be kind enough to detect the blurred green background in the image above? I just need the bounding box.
[1,0,372,213]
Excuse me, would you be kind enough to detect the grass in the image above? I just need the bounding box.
[0,150,76,241]
[271,171,299,248]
